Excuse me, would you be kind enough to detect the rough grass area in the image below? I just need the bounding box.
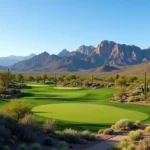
[32,104,148,123]
[54,87,82,90]
[0,83,150,131]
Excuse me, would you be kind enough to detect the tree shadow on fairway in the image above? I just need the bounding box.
[20,92,35,97]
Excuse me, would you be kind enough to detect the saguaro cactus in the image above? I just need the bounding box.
[144,72,147,101]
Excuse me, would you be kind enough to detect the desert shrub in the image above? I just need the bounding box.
[30,143,41,150]
[127,143,136,150]
[140,93,145,101]
[128,96,134,102]
[80,130,95,140]
[134,120,141,127]
[4,100,31,121]
[98,129,104,134]
[18,144,28,150]
[127,84,134,90]
[116,88,125,97]
[139,138,150,150]
[129,130,142,141]
[57,141,69,150]
[59,128,80,143]
[43,120,56,132]
[115,79,126,87]
[21,114,37,127]
[2,146,10,150]
[119,137,128,149]
[43,137,52,146]
[114,119,134,131]
[145,126,150,133]
[103,128,114,135]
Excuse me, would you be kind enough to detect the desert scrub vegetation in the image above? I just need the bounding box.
[18,144,28,150]
[138,138,150,150]
[112,119,134,131]
[30,143,41,150]
[57,141,69,150]
[129,130,143,141]
[59,128,95,143]
[103,128,114,135]
[43,137,53,146]
[145,126,150,133]
[43,120,57,133]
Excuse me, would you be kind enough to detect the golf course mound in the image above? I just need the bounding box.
[32,104,148,124]
[54,87,82,90]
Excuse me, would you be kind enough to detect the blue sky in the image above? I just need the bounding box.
[0,0,150,56]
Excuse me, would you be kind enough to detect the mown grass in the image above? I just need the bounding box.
[0,82,149,132]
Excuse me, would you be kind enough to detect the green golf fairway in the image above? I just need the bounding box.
[32,103,149,123]
[54,87,82,90]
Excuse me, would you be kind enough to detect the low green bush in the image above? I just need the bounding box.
[57,141,69,150]
[43,137,52,146]
[30,143,41,150]
[43,120,56,133]
[113,119,134,131]
[18,144,28,150]
[59,128,80,143]
[103,128,114,135]
[145,126,150,133]
[129,130,142,141]
[98,129,104,134]
[80,130,95,140]
[134,120,141,127]
[127,144,136,150]
[118,137,128,149]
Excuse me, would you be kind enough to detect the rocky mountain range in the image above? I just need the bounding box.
[10,40,150,72]
[0,54,36,66]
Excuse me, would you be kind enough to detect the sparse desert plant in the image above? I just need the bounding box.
[140,93,145,101]
[18,144,28,150]
[103,128,114,135]
[80,130,95,140]
[43,120,56,132]
[145,126,150,133]
[129,130,142,141]
[30,143,41,150]
[43,137,52,146]
[57,141,69,150]
[21,114,37,127]
[139,138,150,150]
[98,129,104,134]
[114,119,134,131]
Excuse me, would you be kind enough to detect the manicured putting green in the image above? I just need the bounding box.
[54,87,82,90]
[32,104,148,123]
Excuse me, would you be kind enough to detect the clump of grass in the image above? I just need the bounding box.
[134,120,141,127]
[43,120,56,133]
[128,96,134,102]
[127,143,136,150]
[21,114,37,127]
[118,137,128,149]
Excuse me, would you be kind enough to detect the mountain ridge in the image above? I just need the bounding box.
[11,40,150,72]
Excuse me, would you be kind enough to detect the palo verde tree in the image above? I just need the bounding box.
[4,100,31,122]
[16,73,24,84]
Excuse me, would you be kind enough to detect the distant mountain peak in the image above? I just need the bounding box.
[58,49,70,57]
